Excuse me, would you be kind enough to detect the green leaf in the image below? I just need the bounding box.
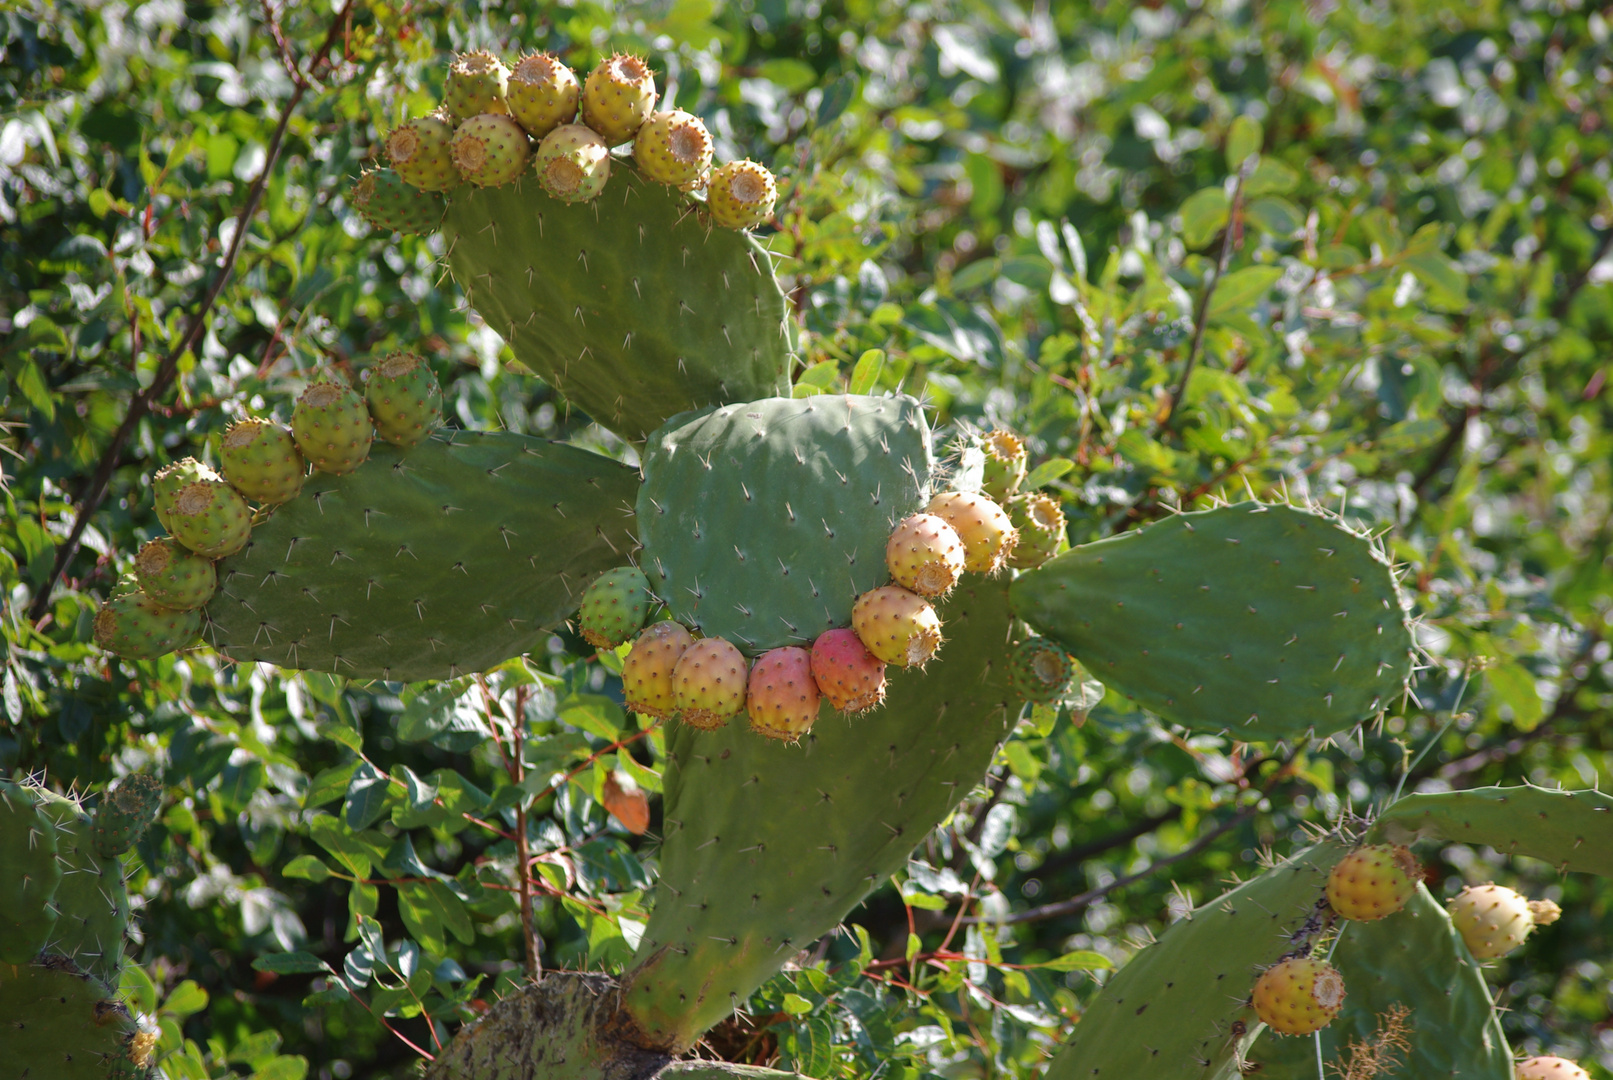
[1179,188,1230,250]
[304,762,358,809]
[1034,950,1114,972]
[1243,158,1299,195]
[1226,115,1263,171]
[1206,265,1285,320]
[1024,457,1074,489]
[252,952,331,975]
[759,58,818,93]
[796,359,840,389]
[1244,196,1302,238]
[161,980,210,1017]
[782,992,814,1015]
[253,1056,309,1080]
[905,933,922,963]
[282,855,334,882]
[1404,250,1468,310]
[849,349,884,395]
[900,890,949,911]
[343,762,393,831]
[1486,661,1544,731]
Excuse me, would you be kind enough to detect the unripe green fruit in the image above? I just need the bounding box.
[746,646,820,741]
[94,589,202,659]
[707,160,778,230]
[365,351,442,448]
[292,376,373,475]
[221,417,305,505]
[535,123,611,203]
[0,778,62,963]
[885,513,965,597]
[152,457,214,531]
[581,53,656,144]
[508,52,580,139]
[1325,844,1419,921]
[167,479,252,558]
[579,566,654,649]
[1006,492,1065,570]
[350,168,447,235]
[671,637,749,730]
[385,114,462,192]
[980,429,1028,502]
[450,113,531,188]
[1007,638,1073,704]
[444,50,509,122]
[92,774,163,858]
[927,490,1017,575]
[1516,1057,1592,1080]
[852,585,943,667]
[133,537,216,612]
[1252,957,1345,1036]
[633,109,713,189]
[1447,883,1560,959]
[623,621,695,720]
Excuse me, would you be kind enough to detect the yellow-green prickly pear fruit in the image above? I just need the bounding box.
[707,159,777,229]
[1516,1057,1591,1080]
[851,585,943,668]
[508,52,579,139]
[94,588,202,659]
[92,774,163,858]
[980,429,1027,502]
[0,778,62,963]
[623,621,695,719]
[927,491,1017,575]
[1251,957,1346,1036]
[745,646,820,742]
[133,538,216,612]
[1007,638,1073,704]
[580,53,656,144]
[579,566,653,649]
[365,351,442,448]
[1447,883,1560,959]
[384,113,461,192]
[450,113,530,188]
[167,478,252,558]
[152,457,214,531]
[1325,844,1420,921]
[633,109,712,189]
[292,375,373,475]
[1006,492,1065,570]
[443,50,509,121]
[220,417,305,504]
[671,637,749,730]
[885,513,965,598]
[534,123,610,203]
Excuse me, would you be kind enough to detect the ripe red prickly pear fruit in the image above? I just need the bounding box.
[365,351,442,448]
[535,123,611,203]
[153,457,215,530]
[133,538,216,612]
[708,160,777,230]
[671,637,749,730]
[746,647,821,741]
[601,770,650,835]
[1447,883,1559,959]
[885,513,966,598]
[1516,1057,1591,1080]
[581,54,657,145]
[384,114,461,192]
[508,52,580,139]
[1006,492,1065,570]
[94,589,202,659]
[1007,638,1073,704]
[852,585,943,668]
[168,479,252,558]
[927,491,1017,575]
[980,429,1027,503]
[579,566,654,649]
[1325,844,1420,922]
[623,621,695,720]
[221,417,305,505]
[450,113,530,188]
[444,50,510,122]
[633,109,712,189]
[292,376,373,475]
[810,628,886,714]
[1251,957,1345,1035]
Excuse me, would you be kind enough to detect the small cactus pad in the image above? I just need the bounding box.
[444,50,509,121]
[637,395,933,654]
[633,109,713,188]
[1371,784,1613,877]
[133,537,216,612]
[0,778,62,962]
[534,123,611,203]
[1251,957,1345,1036]
[34,789,131,985]
[220,417,306,504]
[450,113,531,188]
[508,52,580,139]
[578,566,654,649]
[384,114,461,192]
[1010,501,1415,740]
[1325,844,1418,921]
[350,167,447,236]
[203,432,639,681]
[707,160,777,230]
[292,376,374,475]
[0,957,148,1080]
[1006,638,1073,704]
[94,588,202,659]
[93,774,163,858]
[979,429,1027,502]
[365,351,442,448]
[581,53,656,144]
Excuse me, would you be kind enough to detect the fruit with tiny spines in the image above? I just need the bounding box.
[152,457,214,531]
[885,513,966,598]
[508,52,580,139]
[623,621,695,719]
[633,109,713,189]
[581,53,657,144]
[601,770,650,835]
[746,646,821,741]
[852,585,943,667]
[1516,1057,1592,1080]
[365,351,442,448]
[450,113,531,188]
[292,375,373,475]
[220,417,305,504]
[579,566,654,649]
[1006,492,1066,570]
[92,774,163,858]
[384,113,461,192]
[133,538,216,612]
[672,637,749,730]
[927,491,1017,574]
[444,50,509,121]
[809,628,886,714]
[707,160,777,230]
[1325,844,1420,922]
[1252,957,1346,1035]
[980,429,1028,502]
[167,478,253,558]
[349,167,446,236]
[0,777,62,962]
[535,123,611,203]
[1007,638,1073,704]
[95,589,202,659]
[1447,883,1560,959]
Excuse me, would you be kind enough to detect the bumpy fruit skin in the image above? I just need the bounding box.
[1252,957,1346,1036]
[167,479,253,558]
[292,377,373,475]
[152,457,214,531]
[95,589,202,659]
[1325,844,1419,922]
[365,351,442,448]
[927,491,1017,574]
[580,54,656,144]
[350,167,447,235]
[1516,1057,1592,1080]
[0,777,62,962]
[1448,883,1559,959]
[746,646,821,741]
[671,637,749,730]
[579,566,654,649]
[886,513,966,598]
[133,538,216,612]
[444,50,509,121]
[535,123,611,203]
[1007,638,1073,704]
[384,114,461,192]
[601,770,650,835]
[92,774,163,858]
[1006,492,1066,570]
[508,52,580,139]
[450,113,531,188]
[221,417,306,504]
[707,159,777,230]
[633,109,712,189]
[623,621,695,719]
[810,627,887,714]
[980,429,1028,502]
[852,585,943,667]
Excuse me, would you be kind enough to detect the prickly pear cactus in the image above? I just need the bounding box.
[0,956,153,1080]
[0,778,63,962]
[1372,784,1613,876]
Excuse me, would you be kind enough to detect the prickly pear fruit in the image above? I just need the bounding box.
[852,585,943,668]
[671,637,749,730]
[133,538,216,612]
[1516,1057,1591,1080]
[581,53,656,144]
[1325,844,1419,922]
[0,778,62,962]
[579,566,653,649]
[1252,957,1345,1036]
[746,647,821,742]
[633,109,712,189]
[384,114,461,192]
[444,50,509,121]
[980,429,1027,502]
[95,589,202,659]
[535,123,611,203]
[152,457,214,530]
[350,167,447,235]
[707,160,777,230]
[220,417,305,504]
[885,513,966,598]
[450,113,530,188]
[601,770,650,835]
[292,376,373,475]
[927,491,1017,575]
[623,621,695,719]
[810,628,886,714]
[167,478,253,558]
[365,351,442,448]
[93,774,162,858]
[1006,492,1065,570]
[1007,638,1073,704]
[508,52,580,139]
[1448,883,1559,959]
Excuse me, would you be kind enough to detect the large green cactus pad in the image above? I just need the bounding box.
[0,957,144,1080]
[1372,785,1613,876]
[442,167,793,443]
[36,789,129,987]
[1010,502,1414,740]
[1250,884,1512,1080]
[0,778,62,963]
[621,578,1015,1052]
[204,432,639,682]
[637,394,932,656]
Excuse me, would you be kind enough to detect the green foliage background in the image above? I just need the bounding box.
[2,0,1611,1077]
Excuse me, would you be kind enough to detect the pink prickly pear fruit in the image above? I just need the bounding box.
[885,513,966,598]
[94,588,202,660]
[133,538,216,612]
[450,113,530,188]
[535,123,610,203]
[384,114,461,192]
[220,418,305,505]
[1447,883,1559,959]
[1251,957,1345,1036]
[1325,844,1420,922]
[633,109,712,189]
[927,491,1017,575]
[980,429,1027,503]
[707,160,777,230]
[578,566,653,649]
[580,53,657,145]
[443,50,509,121]
[292,375,373,475]
[622,621,695,720]
[1007,638,1073,704]
[508,52,580,139]
[746,647,821,742]
[167,478,252,558]
[1516,1058,1591,1080]
[601,770,650,835]
[809,628,886,714]
[851,586,943,668]
[1006,492,1065,570]
[152,457,215,531]
[671,637,749,730]
[365,351,442,448]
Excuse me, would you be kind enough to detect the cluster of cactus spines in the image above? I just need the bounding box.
[1006,637,1073,703]
[1325,843,1419,921]
[1517,1057,1592,1080]
[443,50,510,121]
[1252,956,1347,1035]
[928,490,1017,574]
[581,53,657,144]
[622,621,696,719]
[291,375,374,475]
[1447,883,1560,960]
[809,627,886,713]
[671,638,749,729]
[350,167,448,235]
[132,538,215,611]
[979,429,1027,502]
[450,113,531,187]
[634,109,714,189]
[92,774,163,858]
[365,351,443,448]
[507,52,579,138]
[745,646,821,740]
[1006,490,1065,570]
[384,114,461,191]
[220,417,306,504]
[534,123,611,202]
[708,159,779,230]
[578,566,654,649]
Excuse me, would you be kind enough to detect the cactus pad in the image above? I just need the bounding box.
[1371,784,1613,877]
[0,778,62,963]
[34,790,130,985]
[0,957,149,1080]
